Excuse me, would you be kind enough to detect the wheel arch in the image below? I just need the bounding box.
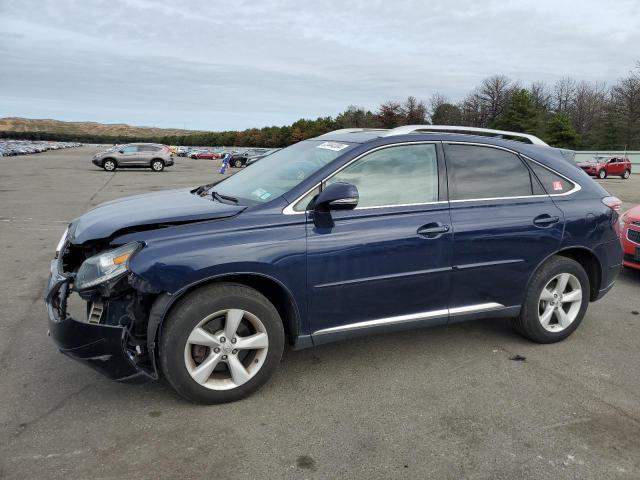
[527,247,602,302]
[150,157,165,165]
[102,156,117,166]
[147,272,301,374]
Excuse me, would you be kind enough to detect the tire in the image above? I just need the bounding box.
[159,283,285,404]
[233,159,243,168]
[622,169,630,179]
[512,256,589,344]
[151,159,165,172]
[598,169,607,179]
[102,159,116,171]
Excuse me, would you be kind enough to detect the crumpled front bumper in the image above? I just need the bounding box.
[45,258,147,383]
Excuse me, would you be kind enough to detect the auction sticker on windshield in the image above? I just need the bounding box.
[317,142,350,152]
[251,188,272,200]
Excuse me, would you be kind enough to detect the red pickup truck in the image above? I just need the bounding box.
[577,156,632,179]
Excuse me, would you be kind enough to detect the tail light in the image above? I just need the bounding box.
[602,196,622,212]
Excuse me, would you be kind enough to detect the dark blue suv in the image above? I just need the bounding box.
[46,126,623,403]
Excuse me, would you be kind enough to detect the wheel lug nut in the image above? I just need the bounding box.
[213,347,220,353]
[220,337,226,343]
[231,338,236,344]
[222,355,227,360]
[232,349,238,355]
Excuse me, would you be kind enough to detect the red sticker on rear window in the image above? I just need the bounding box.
[552,181,563,191]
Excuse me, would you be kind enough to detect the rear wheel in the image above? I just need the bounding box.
[598,169,607,179]
[159,283,285,404]
[622,169,630,179]
[233,158,244,168]
[151,159,165,172]
[513,256,589,343]
[102,159,116,171]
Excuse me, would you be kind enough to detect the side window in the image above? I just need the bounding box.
[123,145,138,153]
[526,160,574,194]
[445,144,533,200]
[325,144,439,208]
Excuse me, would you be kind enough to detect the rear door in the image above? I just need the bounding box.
[443,143,565,320]
[137,145,156,165]
[305,142,453,342]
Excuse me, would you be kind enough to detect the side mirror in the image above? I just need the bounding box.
[313,182,358,228]
[118,149,125,154]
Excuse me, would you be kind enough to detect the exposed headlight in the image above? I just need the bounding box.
[75,242,141,290]
[55,227,69,257]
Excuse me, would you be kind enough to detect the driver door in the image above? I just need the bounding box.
[118,145,140,165]
[305,143,452,343]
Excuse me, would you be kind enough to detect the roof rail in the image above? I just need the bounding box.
[318,128,389,136]
[384,125,548,146]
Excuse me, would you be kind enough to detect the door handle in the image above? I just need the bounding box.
[417,223,450,238]
[533,214,560,227]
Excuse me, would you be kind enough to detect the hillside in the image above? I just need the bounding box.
[0,117,202,138]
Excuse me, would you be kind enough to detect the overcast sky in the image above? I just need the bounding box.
[1,0,639,131]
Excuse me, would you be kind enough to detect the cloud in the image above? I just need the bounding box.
[1,0,638,130]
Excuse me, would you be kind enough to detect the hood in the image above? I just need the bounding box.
[71,188,245,244]
[577,161,602,167]
[623,204,640,222]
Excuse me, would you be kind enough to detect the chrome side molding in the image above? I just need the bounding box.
[313,302,504,336]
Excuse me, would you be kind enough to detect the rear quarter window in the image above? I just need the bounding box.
[526,160,574,194]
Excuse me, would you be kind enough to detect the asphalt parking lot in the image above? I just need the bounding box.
[1,146,639,479]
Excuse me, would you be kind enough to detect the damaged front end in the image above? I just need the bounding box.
[46,230,162,383]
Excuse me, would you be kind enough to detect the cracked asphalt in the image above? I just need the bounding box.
[1,146,639,479]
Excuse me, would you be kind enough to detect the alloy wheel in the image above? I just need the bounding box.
[104,160,115,171]
[183,309,269,390]
[538,273,582,332]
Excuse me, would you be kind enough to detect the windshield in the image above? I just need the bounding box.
[212,140,355,204]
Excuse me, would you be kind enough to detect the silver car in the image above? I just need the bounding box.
[92,143,174,172]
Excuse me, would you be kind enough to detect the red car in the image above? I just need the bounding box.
[195,151,222,160]
[578,156,632,179]
[621,205,640,270]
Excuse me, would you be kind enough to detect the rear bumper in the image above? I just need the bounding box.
[45,259,148,383]
[592,238,623,301]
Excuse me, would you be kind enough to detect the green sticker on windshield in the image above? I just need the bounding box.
[317,142,349,152]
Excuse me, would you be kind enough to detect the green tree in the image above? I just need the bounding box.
[431,102,462,125]
[492,89,541,134]
[544,112,577,148]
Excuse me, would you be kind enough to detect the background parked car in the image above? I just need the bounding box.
[92,143,174,171]
[620,204,640,270]
[195,151,222,160]
[0,139,80,156]
[578,156,632,179]
[245,148,281,167]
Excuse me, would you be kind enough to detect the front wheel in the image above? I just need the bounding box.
[233,159,244,168]
[151,159,165,172]
[598,169,607,179]
[159,283,285,404]
[512,256,589,343]
[102,159,116,171]
[622,169,630,179]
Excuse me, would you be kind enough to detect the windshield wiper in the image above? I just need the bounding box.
[211,191,239,204]
[193,183,215,196]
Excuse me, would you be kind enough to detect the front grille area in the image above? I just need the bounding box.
[624,254,640,264]
[628,228,640,244]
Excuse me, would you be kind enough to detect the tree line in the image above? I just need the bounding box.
[3,62,639,150]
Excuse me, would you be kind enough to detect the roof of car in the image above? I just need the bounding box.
[315,126,550,147]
